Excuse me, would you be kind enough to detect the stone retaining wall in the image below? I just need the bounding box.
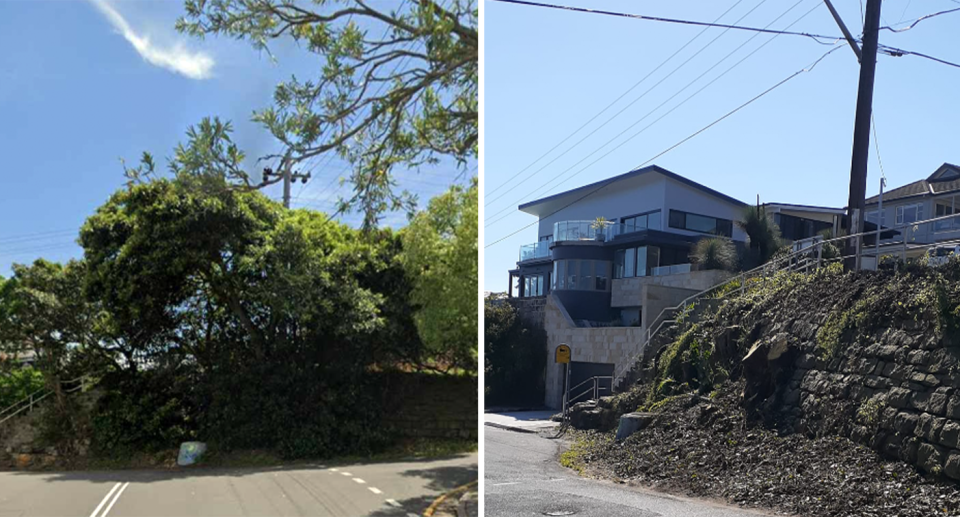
[746,317,960,480]
[379,372,477,441]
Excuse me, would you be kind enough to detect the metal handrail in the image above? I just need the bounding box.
[562,375,614,420]
[0,376,90,426]
[611,212,960,391]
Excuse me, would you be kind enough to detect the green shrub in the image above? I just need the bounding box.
[0,368,45,410]
[484,299,547,407]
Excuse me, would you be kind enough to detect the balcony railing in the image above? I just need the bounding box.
[553,221,620,242]
[651,263,692,276]
[519,241,551,262]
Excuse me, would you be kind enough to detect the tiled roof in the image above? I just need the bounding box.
[865,163,960,204]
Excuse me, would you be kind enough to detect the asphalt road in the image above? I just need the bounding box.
[0,453,477,517]
[484,426,771,517]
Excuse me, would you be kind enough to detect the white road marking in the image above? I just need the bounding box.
[407,513,418,517]
[89,483,121,517]
[330,468,339,472]
[368,487,382,495]
[386,499,402,507]
[340,472,352,476]
[100,482,130,517]
[353,478,366,484]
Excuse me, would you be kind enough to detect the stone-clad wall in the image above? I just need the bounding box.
[753,318,960,480]
[543,294,645,409]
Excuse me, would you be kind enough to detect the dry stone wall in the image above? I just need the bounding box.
[739,302,960,481]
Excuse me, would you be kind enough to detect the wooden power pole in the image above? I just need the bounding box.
[834,0,883,269]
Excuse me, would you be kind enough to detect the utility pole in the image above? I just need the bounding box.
[826,0,882,270]
[263,165,312,209]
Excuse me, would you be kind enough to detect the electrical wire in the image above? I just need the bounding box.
[0,229,77,244]
[879,6,960,33]
[490,0,844,44]
[484,44,844,249]
[871,113,885,180]
[485,0,823,227]
[879,44,960,69]
[484,0,751,202]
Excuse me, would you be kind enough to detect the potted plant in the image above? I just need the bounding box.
[591,216,609,241]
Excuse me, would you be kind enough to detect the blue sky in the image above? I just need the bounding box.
[0,0,472,276]
[483,0,960,292]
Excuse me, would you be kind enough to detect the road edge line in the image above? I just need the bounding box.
[422,479,478,517]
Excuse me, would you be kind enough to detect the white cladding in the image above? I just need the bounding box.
[534,173,746,242]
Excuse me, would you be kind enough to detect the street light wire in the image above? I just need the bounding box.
[485,0,824,227]
[484,44,844,249]
[483,0,752,202]
[490,0,844,44]
[879,6,960,33]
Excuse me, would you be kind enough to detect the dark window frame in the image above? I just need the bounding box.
[668,209,733,237]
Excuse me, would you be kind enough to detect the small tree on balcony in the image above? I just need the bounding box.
[691,237,737,271]
[591,216,610,241]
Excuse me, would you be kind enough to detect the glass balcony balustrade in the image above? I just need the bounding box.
[553,221,620,242]
[518,241,551,262]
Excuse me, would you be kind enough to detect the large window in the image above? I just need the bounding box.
[614,245,661,278]
[552,260,611,291]
[522,274,545,297]
[896,204,924,225]
[668,210,733,237]
[620,210,662,234]
[776,212,833,241]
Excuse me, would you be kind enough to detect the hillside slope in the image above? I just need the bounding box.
[566,261,960,516]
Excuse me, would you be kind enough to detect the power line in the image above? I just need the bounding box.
[879,44,960,69]
[484,44,843,249]
[483,0,751,202]
[879,6,960,33]
[485,0,822,227]
[0,228,77,244]
[485,0,799,221]
[490,0,844,43]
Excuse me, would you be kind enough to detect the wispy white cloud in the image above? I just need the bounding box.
[87,0,214,80]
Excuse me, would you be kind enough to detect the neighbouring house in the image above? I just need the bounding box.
[0,348,36,367]
[762,202,844,243]
[507,165,749,408]
[864,163,960,256]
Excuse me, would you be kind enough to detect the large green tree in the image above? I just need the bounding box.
[79,175,422,455]
[401,177,477,373]
[125,0,477,228]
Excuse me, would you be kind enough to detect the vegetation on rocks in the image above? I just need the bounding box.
[564,256,960,516]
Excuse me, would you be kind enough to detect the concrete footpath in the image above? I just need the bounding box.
[483,410,558,433]
[0,452,477,517]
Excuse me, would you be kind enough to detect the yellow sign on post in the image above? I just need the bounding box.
[555,344,571,364]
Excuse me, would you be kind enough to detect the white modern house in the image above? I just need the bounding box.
[508,165,756,408]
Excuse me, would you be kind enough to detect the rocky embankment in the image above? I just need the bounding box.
[566,262,960,516]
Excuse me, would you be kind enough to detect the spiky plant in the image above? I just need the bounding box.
[691,237,738,271]
[737,207,782,268]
